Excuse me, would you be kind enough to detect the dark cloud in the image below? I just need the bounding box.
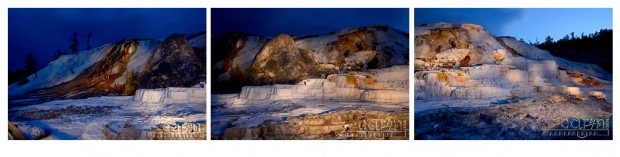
[8,8,206,71]
[414,8,525,35]
[211,8,409,36]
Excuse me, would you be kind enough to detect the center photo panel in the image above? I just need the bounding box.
[210,8,410,140]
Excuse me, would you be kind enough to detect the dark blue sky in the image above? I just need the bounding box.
[212,8,409,36]
[415,8,612,44]
[9,8,206,71]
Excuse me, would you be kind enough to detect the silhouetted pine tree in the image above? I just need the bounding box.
[70,32,79,54]
[86,32,93,50]
[536,29,612,73]
[25,52,38,79]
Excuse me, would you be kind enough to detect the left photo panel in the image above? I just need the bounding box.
[7,8,207,140]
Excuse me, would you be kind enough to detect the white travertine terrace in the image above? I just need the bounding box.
[238,65,409,103]
[134,87,206,104]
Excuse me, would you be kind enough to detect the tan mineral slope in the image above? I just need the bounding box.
[413,23,612,140]
[414,23,611,109]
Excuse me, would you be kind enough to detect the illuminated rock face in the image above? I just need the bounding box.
[211,26,409,93]
[414,23,611,103]
[248,34,320,85]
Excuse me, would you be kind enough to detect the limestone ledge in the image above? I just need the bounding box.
[238,73,409,103]
[134,87,206,104]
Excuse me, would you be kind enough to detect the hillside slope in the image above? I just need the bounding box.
[8,32,206,101]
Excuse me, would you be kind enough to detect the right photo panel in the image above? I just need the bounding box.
[414,8,612,140]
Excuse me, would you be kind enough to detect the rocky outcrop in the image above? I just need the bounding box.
[211,33,272,93]
[296,26,409,70]
[138,34,205,89]
[211,26,409,93]
[247,34,320,85]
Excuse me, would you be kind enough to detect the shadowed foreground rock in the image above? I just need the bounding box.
[8,122,27,140]
[103,121,206,140]
[218,110,408,140]
[415,95,612,140]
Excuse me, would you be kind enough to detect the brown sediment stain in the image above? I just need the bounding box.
[221,36,247,73]
[591,81,605,86]
[451,71,470,86]
[327,75,337,82]
[567,71,605,86]
[569,73,584,78]
[417,25,477,67]
[41,40,141,99]
[436,72,450,85]
[459,55,471,67]
[328,29,377,65]
[362,75,378,87]
[449,38,469,49]
[346,75,359,87]
[415,72,424,79]
[581,76,605,86]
